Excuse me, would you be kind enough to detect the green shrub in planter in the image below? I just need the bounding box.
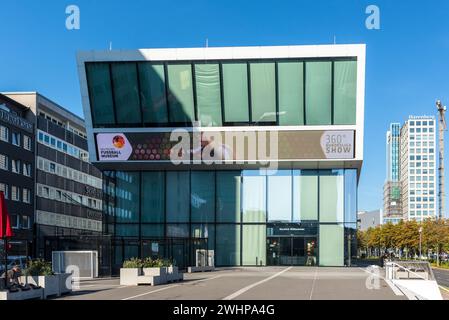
[24,259,54,276]
[123,258,143,269]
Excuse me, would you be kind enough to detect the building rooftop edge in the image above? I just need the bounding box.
[76,43,367,62]
[2,91,85,126]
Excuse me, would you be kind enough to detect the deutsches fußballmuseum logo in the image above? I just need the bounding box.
[97,133,133,161]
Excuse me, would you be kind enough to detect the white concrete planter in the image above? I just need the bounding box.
[0,288,44,300]
[120,268,141,286]
[167,266,183,282]
[22,275,60,298]
[57,273,73,295]
[188,266,215,273]
[120,267,183,286]
[142,267,167,277]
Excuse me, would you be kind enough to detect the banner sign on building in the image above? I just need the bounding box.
[96,130,355,163]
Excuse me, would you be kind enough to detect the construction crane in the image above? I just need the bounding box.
[436,100,447,220]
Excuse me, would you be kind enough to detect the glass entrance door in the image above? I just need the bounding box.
[267,237,317,266]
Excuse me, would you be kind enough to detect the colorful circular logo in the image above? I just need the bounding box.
[113,135,126,149]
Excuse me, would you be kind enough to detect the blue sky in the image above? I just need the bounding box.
[1,0,449,214]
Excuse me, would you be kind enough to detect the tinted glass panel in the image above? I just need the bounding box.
[166,171,190,222]
[167,64,195,123]
[141,172,165,223]
[195,64,222,126]
[141,224,164,237]
[222,63,249,123]
[167,224,189,237]
[86,63,115,126]
[216,171,241,222]
[116,172,140,223]
[344,169,357,223]
[319,170,344,223]
[334,61,357,125]
[216,224,241,266]
[268,172,292,222]
[138,63,168,124]
[111,63,141,124]
[250,62,276,123]
[293,170,318,221]
[116,224,139,237]
[242,225,266,266]
[242,172,266,223]
[191,224,215,250]
[305,61,332,125]
[278,62,304,125]
[191,171,215,223]
[319,224,344,266]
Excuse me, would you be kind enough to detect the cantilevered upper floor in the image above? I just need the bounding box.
[77,44,365,173]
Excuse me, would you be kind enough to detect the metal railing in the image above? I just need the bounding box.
[385,261,435,281]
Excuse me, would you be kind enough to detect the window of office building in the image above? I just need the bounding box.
[10,214,19,229]
[111,63,142,125]
[0,154,8,170]
[11,186,20,201]
[191,171,215,223]
[216,171,241,223]
[11,159,21,174]
[23,163,32,177]
[0,126,8,142]
[166,171,190,223]
[250,62,276,123]
[86,63,115,126]
[21,216,31,229]
[141,172,165,223]
[23,135,32,151]
[138,63,168,124]
[305,61,332,125]
[22,188,31,204]
[0,183,8,199]
[195,64,222,127]
[222,63,249,123]
[167,64,195,124]
[278,62,304,125]
[12,132,20,146]
[334,61,357,124]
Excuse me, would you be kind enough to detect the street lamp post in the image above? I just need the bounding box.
[419,227,423,260]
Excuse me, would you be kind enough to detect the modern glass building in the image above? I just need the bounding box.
[77,44,365,270]
[383,123,402,222]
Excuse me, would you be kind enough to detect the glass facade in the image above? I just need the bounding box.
[84,50,363,271]
[103,169,357,267]
[86,58,357,128]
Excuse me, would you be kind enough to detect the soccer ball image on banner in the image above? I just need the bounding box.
[113,135,126,149]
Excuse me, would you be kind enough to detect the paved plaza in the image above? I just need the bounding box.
[56,267,406,300]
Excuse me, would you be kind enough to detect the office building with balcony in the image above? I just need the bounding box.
[77,44,365,271]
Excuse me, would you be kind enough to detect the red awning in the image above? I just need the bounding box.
[0,191,13,238]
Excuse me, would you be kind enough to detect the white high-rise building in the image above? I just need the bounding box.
[400,116,437,221]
